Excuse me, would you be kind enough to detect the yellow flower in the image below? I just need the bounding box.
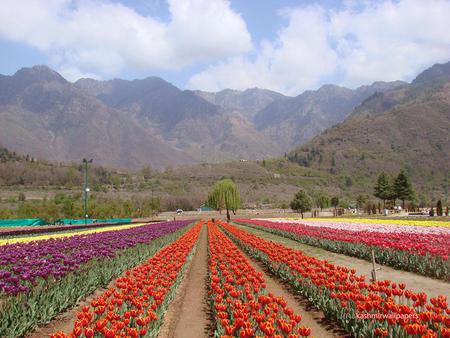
[291,217,450,227]
[0,223,147,246]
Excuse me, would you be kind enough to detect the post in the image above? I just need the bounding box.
[151,187,154,219]
[371,249,377,282]
[82,158,93,225]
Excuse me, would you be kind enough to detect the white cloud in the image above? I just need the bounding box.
[58,66,101,82]
[188,0,450,95]
[0,0,251,79]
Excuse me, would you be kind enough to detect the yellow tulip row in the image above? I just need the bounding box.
[0,223,147,246]
[298,217,450,227]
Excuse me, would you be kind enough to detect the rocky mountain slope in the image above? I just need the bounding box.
[0,66,192,169]
[0,62,446,170]
[289,61,450,190]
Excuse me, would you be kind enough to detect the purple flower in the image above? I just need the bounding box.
[0,220,191,295]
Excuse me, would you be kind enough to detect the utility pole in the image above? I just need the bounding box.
[82,158,93,224]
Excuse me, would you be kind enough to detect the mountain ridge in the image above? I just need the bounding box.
[0,61,448,170]
[289,61,450,192]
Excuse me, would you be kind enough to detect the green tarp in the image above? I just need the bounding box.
[0,218,48,227]
[55,218,132,225]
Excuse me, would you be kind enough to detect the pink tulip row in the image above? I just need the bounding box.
[239,219,450,260]
[260,219,450,235]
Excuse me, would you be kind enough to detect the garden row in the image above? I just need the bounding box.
[221,221,450,337]
[48,220,314,338]
[0,220,192,337]
[51,221,204,338]
[208,220,312,337]
[0,223,151,246]
[237,219,450,280]
[0,221,141,238]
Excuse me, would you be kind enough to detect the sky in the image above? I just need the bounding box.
[1,0,450,96]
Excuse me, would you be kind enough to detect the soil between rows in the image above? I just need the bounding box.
[234,223,450,299]
[158,225,209,338]
[219,226,347,338]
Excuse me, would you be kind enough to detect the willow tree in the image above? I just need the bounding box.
[207,179,241,221]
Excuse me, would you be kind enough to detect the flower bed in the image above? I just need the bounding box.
[0,220,191,337]
[300,218,450,228]
[208,221,311,337]
[51,220,203,338]
[221,221,450,338]
[0,222,147,246]
[264,218,450,234]
[0,221,144,238]
[237,219,450,280]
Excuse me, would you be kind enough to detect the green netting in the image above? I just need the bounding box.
[55,218,132,225]
[0,218,49,227]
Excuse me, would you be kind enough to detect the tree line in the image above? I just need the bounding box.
[0,193,162,222]
[374,170,414,209]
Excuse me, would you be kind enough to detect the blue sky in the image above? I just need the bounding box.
[1,0,450,95]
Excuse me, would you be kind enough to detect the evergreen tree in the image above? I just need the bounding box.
[374,172,392,207]
[393,170,414,208]
[436,200,443,216]
[290,190,312,219]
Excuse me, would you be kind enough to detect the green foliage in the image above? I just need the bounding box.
[0,193,162,221]
[436,200,443,216]
[356,194,369,209]
[393,170,414,207]
[312,192,330,209]
[0,146,21,162]
[140,165,152,179]
[331,196,339,208]
[290,190,312,217]
[344,176,353,188]
[374,172,393,206]
[207,179,241,220]
[17,192,26,202]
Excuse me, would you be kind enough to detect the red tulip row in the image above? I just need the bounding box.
[208,220,312,338]
[51,220,203,338]
[220,221,450,338]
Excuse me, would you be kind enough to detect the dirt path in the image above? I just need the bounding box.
[232,231,347,338]
[158,226,209,338]
[235,223,450,299]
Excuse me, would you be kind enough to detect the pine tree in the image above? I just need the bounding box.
[374,172,392,208]
[436,200,443,216]
[393,170,414,209]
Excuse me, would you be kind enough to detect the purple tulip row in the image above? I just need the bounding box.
[0,221,141,237]
[0,220,191,295]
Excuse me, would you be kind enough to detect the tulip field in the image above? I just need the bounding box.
[237,218,450,280]
[0,218,449,337]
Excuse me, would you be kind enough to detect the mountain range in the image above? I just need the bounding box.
[0,62,448,172]
[290,61,450,190]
